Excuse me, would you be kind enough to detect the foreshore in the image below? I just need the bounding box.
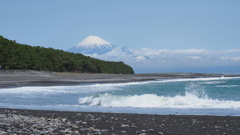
[0,70,239,88]
[1,70,240,134]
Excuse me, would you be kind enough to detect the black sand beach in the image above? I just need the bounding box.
[1,70,240,134]
[0,70,239,88]
[1,108,240,134]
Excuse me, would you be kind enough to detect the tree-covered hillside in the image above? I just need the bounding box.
[0,36,134,74]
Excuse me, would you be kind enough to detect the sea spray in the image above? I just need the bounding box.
[78,92,240,109]
[78,81,240,109]
[185,82,208,99]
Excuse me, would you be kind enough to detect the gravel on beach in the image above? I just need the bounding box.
[1,108,240,135]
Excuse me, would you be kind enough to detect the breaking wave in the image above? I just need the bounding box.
[78,93,240,109]
[1,76,239,94]
[78,82,240,109]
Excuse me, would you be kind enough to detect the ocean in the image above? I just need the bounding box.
[1,76,240,116]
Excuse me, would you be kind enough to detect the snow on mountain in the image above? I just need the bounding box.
[77,36,111,48]
[67,36,116,55]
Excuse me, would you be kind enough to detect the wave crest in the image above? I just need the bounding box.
[78,92,240,109]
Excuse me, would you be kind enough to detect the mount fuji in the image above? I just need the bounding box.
[67,36,116,55]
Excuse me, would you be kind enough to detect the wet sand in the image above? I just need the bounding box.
[1,70,240,134]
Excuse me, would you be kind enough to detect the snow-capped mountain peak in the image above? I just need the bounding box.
[76,36,112,48]
[67,36,116,55]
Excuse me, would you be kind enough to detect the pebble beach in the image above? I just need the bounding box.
[1,108,240,135]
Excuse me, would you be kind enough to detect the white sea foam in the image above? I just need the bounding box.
[0,83,125,95]
[89,76,239,87]
[216,85,240,88]
[78,91,240,109]
[1,76,238,95]
[0,82,155,97]
[200,81,227,84]
[1,77,240,116]
[0,77,237,94]
[156,76,240,83]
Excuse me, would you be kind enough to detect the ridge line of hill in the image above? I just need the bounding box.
[0,35,134,74]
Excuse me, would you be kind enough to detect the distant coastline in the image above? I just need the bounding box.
[0,70,239,88]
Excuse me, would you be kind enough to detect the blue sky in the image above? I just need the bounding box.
[1,0,240,73]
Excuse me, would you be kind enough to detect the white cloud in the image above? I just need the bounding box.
[218,49,240,54]
[88,47,240,69]
[135,56,146,61]
[188,56,203,60]
[221,56,240,61]
[128,48,211,58]
[220,57,229,60]
[232,57,240,61]
[171,49,212,55]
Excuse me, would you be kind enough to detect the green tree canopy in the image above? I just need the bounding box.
[0,36,134,74]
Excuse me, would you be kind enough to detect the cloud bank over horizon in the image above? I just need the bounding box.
[66,35,239,74]
[87,47,240,73]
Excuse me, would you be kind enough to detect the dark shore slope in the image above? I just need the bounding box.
[1,108,240,134]
[0,70,239,88]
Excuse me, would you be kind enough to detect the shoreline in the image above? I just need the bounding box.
[1,107,240,134]
[1,70,239,88]
[1,70,240,134]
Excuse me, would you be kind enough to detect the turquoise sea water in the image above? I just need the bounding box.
[0,77,240,116]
